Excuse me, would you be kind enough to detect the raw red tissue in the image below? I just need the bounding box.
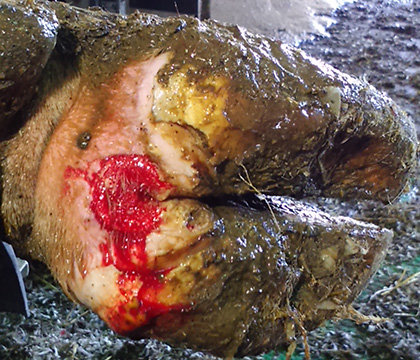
[65,154,184,331]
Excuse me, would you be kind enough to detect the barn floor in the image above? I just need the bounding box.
[0,0,419,359]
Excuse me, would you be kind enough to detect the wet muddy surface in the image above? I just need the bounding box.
[299,1,420,359]
[0,0,419,359]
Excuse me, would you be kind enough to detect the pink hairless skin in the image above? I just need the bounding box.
[35,55,212,334]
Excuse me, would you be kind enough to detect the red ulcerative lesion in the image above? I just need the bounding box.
[63,154,188,332]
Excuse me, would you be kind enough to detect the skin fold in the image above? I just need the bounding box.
[0,0,418,357]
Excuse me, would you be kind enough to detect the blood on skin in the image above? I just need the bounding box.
[64,154,187,332]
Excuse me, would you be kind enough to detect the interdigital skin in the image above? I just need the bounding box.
[0,0,417,357]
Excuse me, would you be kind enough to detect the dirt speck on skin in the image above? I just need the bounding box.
[0,0,419,359]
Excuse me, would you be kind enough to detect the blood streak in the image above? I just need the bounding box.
[64,154,186,332]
